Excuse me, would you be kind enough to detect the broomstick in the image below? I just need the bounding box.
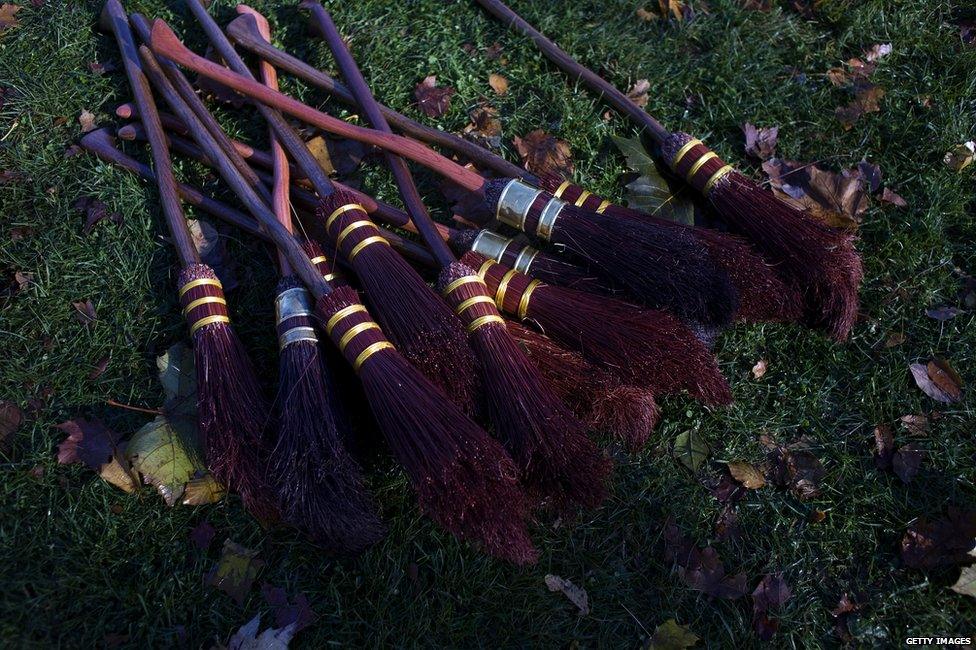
[133,29,536,565]
[239,6,384,552]
[100,0,278,521]
[232,7,801,326]
[149,19,739,330]
[311,4,610,510]
[473,0,862,340]
[180,0,479,411]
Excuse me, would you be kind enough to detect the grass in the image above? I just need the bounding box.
[1,0,974,646]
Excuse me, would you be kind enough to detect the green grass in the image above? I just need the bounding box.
[2,0,974,647]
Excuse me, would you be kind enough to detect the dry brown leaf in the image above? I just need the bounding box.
[728,460,766,489]
[884,331,906,348]
[873,424,894,470]
[0,400,22,452]
[892,444,924,483]
[648,619,699,649]
[910,359,963,403]
[901,508,976,570]
[880,187,907,207]
[742,123,778,160]
[463,103,502,149]
[488,73,508,96]
[762,159,870,229]
[899,414,929,436]
[0,3,21,32]
[863,43,893,62]
[414,75,455,118]
[751,359,768,379]
[626,79,650,108]
[206,539,265,605]
[944,142,975,171]
[72,300,97,328]
[544,574,589,615]
[78,109,96,133]
[636,7,656,21]
[513,129,574,178]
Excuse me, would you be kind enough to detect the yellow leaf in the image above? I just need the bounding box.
[488,73,509,95]
[944,142,975,171]
[306,135,335,175]
[182,474,226,505]
[649,618,699,649]
[728,460,766,489]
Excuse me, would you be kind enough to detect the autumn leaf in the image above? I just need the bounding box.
[910,359,963,403]
[0,4,21,33]
[892,444,924,484]
[751,359,768,379]
[728,460,765,489]
[762,435,825,500]
[126,415,208,507]
[751,574,792,640]
[899,414,929,436]
[227,614,295,650]
[626,79,650,108]
[56,418,139,493]
[78,109,97,133]
[462,102,502,149]
[677,546,748,600]
[864,43,893,62]
[612,135,695,224]
[74,196,122,234]
[513,129,574,178]
[72,299,97,329]
[673,430,710,472]
[950,548,976,599]
[262,584,316,633]
[648,619,699,649]
[926,305,965,321]
[873,424,894,470]
[761,158,870,229]
[305,135,366,179]
[901,508,976,570]
[488,73,508,96]
[414,75,455,118]
[879,187,907,207]
[741,123,778,160]
[182,474,225,505]
[944,142,975,171]
[207,539,265,605]
[835,82,886,130]
[544,574,589,615]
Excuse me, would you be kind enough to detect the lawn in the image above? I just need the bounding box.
[1,0,974,647]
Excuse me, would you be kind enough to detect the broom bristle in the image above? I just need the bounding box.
[662,133,862,340]
[317,191,479,411]
[462,252,732,406]
[534,174,805,324]
[179,264,278,522]
[438,263,611,512]
[507,321,660,452]
[271,277,384,553]
[316,286,537,564]
[482,179,738,328]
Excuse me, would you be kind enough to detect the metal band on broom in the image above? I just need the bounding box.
[181,0,479,413]
[137,12,535,564]
[99,0,278,522]
[473,0,863,340]
[149,19,738,330]
[310,4,610,510]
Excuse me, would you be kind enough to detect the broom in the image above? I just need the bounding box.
[149,20,739,330]
[100,0,278,521]
[473,0,863,340]
[180,0,480,412]
[312,4,610,510]
[243,6,384,552]
[133,30,536,564]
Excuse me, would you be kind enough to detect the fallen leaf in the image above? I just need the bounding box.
[910,359,963,403]
[126,415,204,506]
[88,357,109,380]
[752,574,792,640]
[742,123,778,160]
[960,20,975,45]
[14,271,32,293]
[483,42,504,60]
[414,75,455,118]
[879,187,907,207]
[305,135,366,179]
[182,474,226,505]
[950,548,976,599]
[709,472,746,505]
[926,306,965,321]
[673,430,710,472]
[626,79,650,108]
[78,109,96,133]
[873,424,894,470]
[0,3,21,32]
[835,82,885,130]
[187,219,238,291]
[190,520,216,550]
[544,574,589,615]
[884,331,906,348]
[488,73,508,95]
[763,436,825,500]
[0,170,24,185]
[74,196,122,234]
[514,129,574,178]
[864,43,893,62]
[944,142,975,171]
[227,614,295,650]
[636,7,656,21]
[56,418,139,492]
[207,539,265,605]
[751,359,768,379]
[72,300,97,328]
[657,0,685,21]
[762,158,870,229]
[0,400,22,451]
[715,505,742,542]
[857,159,882,192]
[612,135,695,224]
[728,460,766,489]
[901,508,976,570]
[677,546,748,599]
[462,102,502,149]
[830,593,860,643]
[892,444,924,484]
[648,619,699,649]
[88,60,117,75]
[899,414,929,436]
[262,584,315,633]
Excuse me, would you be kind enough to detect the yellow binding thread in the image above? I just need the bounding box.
[338,322,380,352]
[326,304,368,336]
[467,315,505,332]
[518,280,541,319]
[455,295,495,316]
[595,199,611,214]
[181,296,226,316]
[178,277,221,298]
[494,269,519,311]
[348,236,389,261]
[353,341,394,372]
[325,203,366,230]
[309,255,329,266]
[553,180,572,199]
[703,165,734,195]
[671,138,703,168]
[189,314,230,336]
[441,275,485,297]
[335,220,376,249]
[574,190,592,207]
[685,151,718,183]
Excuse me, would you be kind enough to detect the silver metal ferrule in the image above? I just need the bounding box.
[275,287,318,349]
[495,179,542,231]
[470,229,513,262]
[513,245,540,274]
[536,197,566,241]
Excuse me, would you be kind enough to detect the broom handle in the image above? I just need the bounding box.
[226,12,530,182]
[116,103,190,137]
[138,44,330,297]
[100,0,199,267]
[237,6,293,273]
[128,13,273,208]
[150,19,487,193]
[474,0,670,144]
[308,3,456,268]
[183,0,338,201]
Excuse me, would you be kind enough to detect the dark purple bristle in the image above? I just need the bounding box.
[315,286,537,564]
[271,277,384,554]
[438,263,611,512]
[180,264,278,522]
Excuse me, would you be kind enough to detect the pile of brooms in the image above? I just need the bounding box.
[83,0,862,563]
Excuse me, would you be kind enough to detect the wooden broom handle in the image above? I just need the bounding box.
[226,11,530,182]
[474,0,671,144]
[100,0,199,267]
[149,19,487,193]
[309,2,456,268]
